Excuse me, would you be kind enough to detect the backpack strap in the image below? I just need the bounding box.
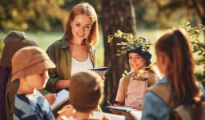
[149,83,205,120]
[147,71,157,87]
[122,72,133,99]
[148,83,173,109]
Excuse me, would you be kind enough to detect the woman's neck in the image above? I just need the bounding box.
[73,111,93,119]
[69,38,85,45]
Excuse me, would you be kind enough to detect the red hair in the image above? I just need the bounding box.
[155,29,202,107]
[64,3,98,46]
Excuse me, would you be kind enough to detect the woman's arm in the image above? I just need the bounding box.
[56,80,70,89]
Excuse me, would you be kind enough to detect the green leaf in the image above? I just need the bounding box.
[108,36,113,43]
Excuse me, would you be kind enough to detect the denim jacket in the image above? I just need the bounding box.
[142,77,205,120]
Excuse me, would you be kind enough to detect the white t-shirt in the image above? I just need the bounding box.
[71,56,93,76]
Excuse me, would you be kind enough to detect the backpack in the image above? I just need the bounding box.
[148,83,205,120]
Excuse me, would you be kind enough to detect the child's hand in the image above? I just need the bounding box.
[110,104,121,114]
[132,106,142,110]
[44,93,57,105]
[57,105,75,120]
[102,115,110,120]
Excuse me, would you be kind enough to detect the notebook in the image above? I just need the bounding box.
[51,89,69,110]
[90,67,108,78]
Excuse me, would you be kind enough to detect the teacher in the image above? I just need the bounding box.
[45,3,99,93]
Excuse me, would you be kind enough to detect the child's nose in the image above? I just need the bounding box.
[44,72,49,79]
[79,26,85,32]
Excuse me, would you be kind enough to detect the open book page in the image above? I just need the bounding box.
[93,111,125,120]
[130,111,142,120]
[90,67,108,78]
[51,89,69,110]
[107,106,136,112]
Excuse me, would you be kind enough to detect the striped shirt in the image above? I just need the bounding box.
[13,90,54,120]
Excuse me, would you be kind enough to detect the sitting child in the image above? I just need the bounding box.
[115,37,160,110]
[0,31,56,120]
[63,70,109,120]
[11,46,66,120]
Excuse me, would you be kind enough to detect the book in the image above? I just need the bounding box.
[51,89,69,110]
[130,110,142,120]
[93,111,125,120]
[107,106,136,112]
[90,67,108,78]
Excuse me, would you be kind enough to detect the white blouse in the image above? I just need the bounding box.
[71,56,93,76]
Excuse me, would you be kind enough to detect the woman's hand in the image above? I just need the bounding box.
[44,93,57,105]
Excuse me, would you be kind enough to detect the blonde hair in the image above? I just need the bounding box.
[64,3,98,46]
[155,28,202,106]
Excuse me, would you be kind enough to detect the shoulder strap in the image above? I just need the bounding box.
[123,72,132,98]
[147,71,156,86]
[148,83,173,109]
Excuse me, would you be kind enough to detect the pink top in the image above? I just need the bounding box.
[116,72,159,108]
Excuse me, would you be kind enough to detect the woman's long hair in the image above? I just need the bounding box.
[64,3,99,46]
[155,28,202,107]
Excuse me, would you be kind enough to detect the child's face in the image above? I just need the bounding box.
[70,14,93,41]
[128,53,147,72]
[25,69,49,90]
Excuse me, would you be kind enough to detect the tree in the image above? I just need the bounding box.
[0,0,68,31]
[101,0,137,111]
[154,0,205,41]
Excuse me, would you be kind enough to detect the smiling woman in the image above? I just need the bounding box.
[44,2,100,117]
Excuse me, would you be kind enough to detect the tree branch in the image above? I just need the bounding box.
[192,0,202,18]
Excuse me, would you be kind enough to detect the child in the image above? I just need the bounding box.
[11,46,58,120]
[63,70,108,120]
[142,29,205,120]
[115,37,160,110]
[0,31,56,120]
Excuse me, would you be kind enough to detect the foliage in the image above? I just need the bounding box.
[0,41,4,58]
[108,30,152,56]
[108,23,205,86]
[181,22,205,86]
[0,0,100,31]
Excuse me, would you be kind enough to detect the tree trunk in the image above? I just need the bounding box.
[101,0,136,111]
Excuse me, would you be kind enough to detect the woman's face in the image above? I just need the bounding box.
[70,14,93,41]
[128,53,147,72]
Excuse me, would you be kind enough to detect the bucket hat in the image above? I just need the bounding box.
[0,31,37,67]
[11,46,56,82]
[127,37,152,63]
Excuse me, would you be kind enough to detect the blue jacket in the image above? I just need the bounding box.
[142,76,205,120]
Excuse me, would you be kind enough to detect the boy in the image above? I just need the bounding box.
[64,70,109,120]
[11,46,56,120]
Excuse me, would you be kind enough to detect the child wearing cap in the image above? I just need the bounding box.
[0,31,57,120]
[11,46,68,120]
[61,70,109,120]
[114,37,160,111]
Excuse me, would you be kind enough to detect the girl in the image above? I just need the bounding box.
[142,29,205,120]
[115,37,160,110]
